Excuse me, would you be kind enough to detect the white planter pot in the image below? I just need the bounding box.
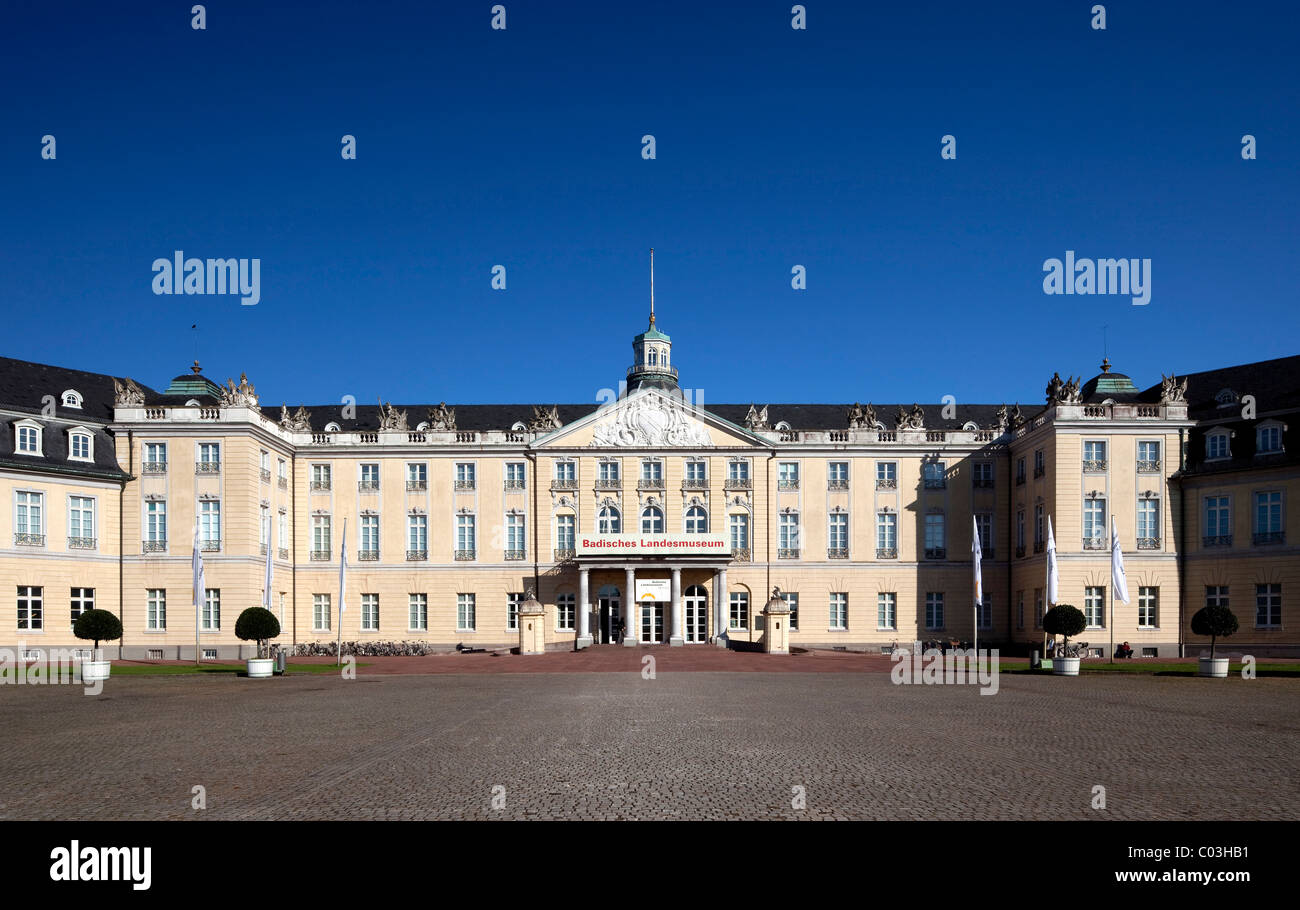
[246,658,274,679]
[1198,657,1229,678]
[81,660,111,682]
[1052,656,1081,676]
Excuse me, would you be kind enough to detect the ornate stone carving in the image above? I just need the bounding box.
[377,400,408,431]
[220,373,259,410]
[1160,374,1187,404]
[427,402,456,431]
[1046,372,1082,404]
[279,404,312,432]
[112,377,145,407]
[528,405,562,432]
[895,403,925,430]
[994,404,1008,429]
[847,402,877,429]
[744,404,769,431]
[591,395,712,447]
[1010,403,1025,426]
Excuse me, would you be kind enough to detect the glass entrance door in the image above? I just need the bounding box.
[639,600,664,644]
[598,586,621,643]
[684,586,708,643]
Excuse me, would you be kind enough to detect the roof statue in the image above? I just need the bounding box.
[1160,373,1188,404]
[1046,371,1082,404]
[744,404,769,431]
[1010,403,1025,426]
[279,404,312,432]
[112,376,145,407]
[377,400,408,431]
[896,403,925,430]
[528,405,562,432]
[427,402,456,431]
[847,402,877,429]
[220,373,259,410]
[994,404,1008,429]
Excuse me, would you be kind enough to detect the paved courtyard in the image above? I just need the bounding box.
[3,658,1297,820]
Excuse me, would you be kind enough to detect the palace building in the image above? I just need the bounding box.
[1,309,1296,659]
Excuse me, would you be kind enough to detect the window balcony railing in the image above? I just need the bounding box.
[1033,541,1044,554]
[201,539,221,552]
[406,479,427,491]
[636,478,664,491]
[724,477,752,491]
[876,477,897,490]
[68,536,96,550]
[195,461,221,474]
[827,479,850,491]
[310,480,330,491]
[1015,474,1026,486]
[143,540,167,554]
[454,480,476,491]
[359,480,380,492]
[278,547,289,560]
[972,477,995,489]
[552,478,579,492]
[1082,537,1106,550]
[777,479,799,491]
[406,549,427,562]
[358,549,379,561]
[504,549,525,561]
[1203,535,1232,548]
[778,548,800,559]
[553,548,575,562]
[310,549,330,561]
[15,533,44,547]
[876,547,898,560]
[827,547,848,559]
[1082,460,1108,473]
[730,547,751,562]
[682,478,709,490]
[455,549,476,561]
[277,477,288,490]
[260,468,271,483]
[923,477,946,489]
[142,460,167,475]
[1137,460,1162,473]
[1253,531,1285,546]
[925,547,946,560]
[1137,537,1160,550]
[503,478,526,491]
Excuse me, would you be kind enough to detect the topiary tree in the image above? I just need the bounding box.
[235,607,281,659]
[1043,604,1087,655]
[1191,603,1238,661]
[73,609,123,656]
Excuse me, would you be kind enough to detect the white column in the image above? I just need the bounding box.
[715,566,729,647]
[669,567,684,646]
[576,567,592,649]
[622,566,639,646]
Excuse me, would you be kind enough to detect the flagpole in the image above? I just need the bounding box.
[1043,529,1049,658]
[337,518,347,667]
[1109,520,1115,665]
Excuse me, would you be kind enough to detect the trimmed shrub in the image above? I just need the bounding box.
[235,607,281,658]
[1043,604,1087,651]
[1191,604,1239,661]
[73,609,123,652]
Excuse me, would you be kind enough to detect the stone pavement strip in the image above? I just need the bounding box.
[2,662,1296,821]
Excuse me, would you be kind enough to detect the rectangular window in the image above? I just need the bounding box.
[976,513,993,555]
[640,460,661,481]
[1255,584,1281,628]
[312,515,331,554]
[1083,499,1106,545]
[198,442,221,467]
[828,513,848,553]
[507,593,522,631]
[876,461,897,488]
[1138,440,1161,469]
[973,462,994,487]
[685,461,707,482]
[145,442,168,466]
[877,592,896,631]
[457,514,477,555]
[1137,499,1160,544]
[925,592,944,630]
[1084,586,1105,629]
[408,515,427,553]
[505,462,526,489]
[17,586,43,630]
[599,460,620,483]
[1204,496,1230,542]
[409,593,428,631]
[147,589,167,630]
[360,514,379,556]
[1206,433,1230,460]
[455,462,476,488]
[1083,440,1107,467]
[70,433,91,460]
[1257,425,1283,453]
[729,592,749,629]
[728,460,749,481]
[828,461,849,487]
[407,462,428,488]
[70,587,94,622]
[876,513,897,552]
[1138,587,1158,629]
[359,463,380,489]
[457,593,476,631]
[506,514,525,555]
[146,501,167,544]
[556,593,575,631]
[278,511,288,552]
[278,458,287,482]
[200,500,221,548]
[556,514,575,550]
[1016,591,1024,630]
[1034,449,1045,475]
[1206,585,1229,610]
[829,592,847,630]
[555,460,576,482]
[729,513,749,550]
[978,597,992,630]
[924,512,945,557]
[313,594,331,631]
[1017,510,1025,551]
[1034,504,1044,547]
[781,592,799,631]
[15,490,44,537]
[778,462,799,488]
[203,589,221,631]
[779,513,800,554]
[360,593,379,631]
[1254,491,1283,541]
[1016,457,1026,484]
[311,463,331,488]
[69,496,95,543]
[923,461,946,488]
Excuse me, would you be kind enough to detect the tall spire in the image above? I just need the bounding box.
[649,247,655,327]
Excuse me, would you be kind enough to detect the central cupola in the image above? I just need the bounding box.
[626,248,680,393]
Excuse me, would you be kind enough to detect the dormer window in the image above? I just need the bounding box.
[14,421,42,455]
[324,422,341,432]
[61,390,83,409]
[68,429,93,462]
[1205,430,1231,461]
[1257,422,1285,455]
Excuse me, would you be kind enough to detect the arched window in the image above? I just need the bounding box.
[641,506,664,534]
[649,349,658,366]
[685,505,708,533]
[598,506,622,534]
[61,390,83,409]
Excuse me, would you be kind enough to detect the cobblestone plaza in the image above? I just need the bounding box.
[3,656,1296,821]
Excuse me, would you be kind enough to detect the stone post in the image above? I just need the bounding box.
[518,589,546,655]
[762,586,790,655]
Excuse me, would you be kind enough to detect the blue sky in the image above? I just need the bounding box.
[2,0,1296,408]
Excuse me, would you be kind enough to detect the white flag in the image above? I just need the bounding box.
[262,520,273,610]
[1111,516,1130,604]
[192,521,206,629]
[971,515,983,605]
[1046,516,1060,604]
[338,519,348,618]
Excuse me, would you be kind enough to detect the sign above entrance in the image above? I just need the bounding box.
[635,579,671,602]
[577,534,728,556]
